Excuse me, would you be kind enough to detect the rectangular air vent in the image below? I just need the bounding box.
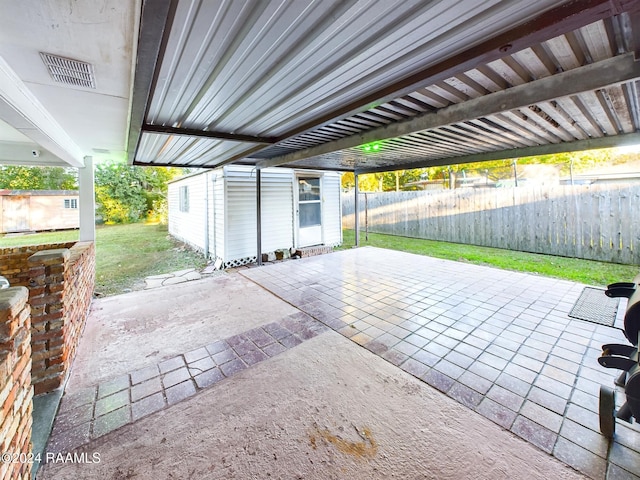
[40,52,96,89]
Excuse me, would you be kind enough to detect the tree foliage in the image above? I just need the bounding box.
[445,149,615,180]
[341,169,427,192]
[0,166,77,190]
[341,147,626,190]
[94,162,185,224]
[0,162,187,224]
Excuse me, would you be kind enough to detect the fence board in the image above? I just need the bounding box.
[342,183,640,264]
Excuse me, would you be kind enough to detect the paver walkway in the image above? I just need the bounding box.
[240,247,640,479]
[47,312,327,454]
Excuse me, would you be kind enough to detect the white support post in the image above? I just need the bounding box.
[354,174,360,247]
[256,168,262,265]
[78,156,95,242]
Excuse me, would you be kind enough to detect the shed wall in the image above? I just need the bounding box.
[212,172,225,262]
[168,174,207,252]
[168,167,342,267]
[30,195,79,231]
[0,193,79,233]
[223,165,295,265]
[321,173,342,246]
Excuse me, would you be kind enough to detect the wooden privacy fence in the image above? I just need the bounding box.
[342,184,640,265]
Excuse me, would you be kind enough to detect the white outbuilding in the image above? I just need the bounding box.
[168,165,342,268]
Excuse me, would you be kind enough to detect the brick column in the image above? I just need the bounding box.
[27,249,69,395]
[0,287,33,480]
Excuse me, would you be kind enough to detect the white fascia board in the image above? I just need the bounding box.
[0,56,85,167]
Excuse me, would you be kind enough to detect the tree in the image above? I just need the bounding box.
[342,169,429,191]
[341,172,383,191]
[94,161,185,224]
[380,169,426,191]
[444,149,615,181]
[0,166,77,190]
[94,162,147,223]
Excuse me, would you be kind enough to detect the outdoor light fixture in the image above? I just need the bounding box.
[362,141,382,152]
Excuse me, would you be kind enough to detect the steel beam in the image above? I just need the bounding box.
[126,0,176,164]
[242,0,640,165]
[258,53,640,169]
[142,124,277,144]
[355,132,640,174]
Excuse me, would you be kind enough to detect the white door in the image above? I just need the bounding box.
[296,176,322,247]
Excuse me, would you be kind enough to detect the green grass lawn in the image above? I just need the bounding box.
[93,223,207,296]
[3,225,637,296]
[0,229,79,246]
[1,223,207,296]
[339,229,639,287]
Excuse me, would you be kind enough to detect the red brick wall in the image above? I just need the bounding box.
[62,242,95,389]
[0,243,75,288]
[0,242,94,480]
[0,287,33,480]
[27,242,95,394]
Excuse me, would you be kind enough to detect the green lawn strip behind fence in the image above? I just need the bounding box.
[0,229,79,247]
[339,229,638,287]
[1,223,206,296]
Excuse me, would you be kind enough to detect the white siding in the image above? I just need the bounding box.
[212,172,225,261]
[169,165,342,267]
[222,165,296,263]
[224,166,257,262]
[322,172,343,246]
[168,174,207,252]
[261,168,294,252]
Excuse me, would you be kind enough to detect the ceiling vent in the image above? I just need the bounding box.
[40,52,96,89]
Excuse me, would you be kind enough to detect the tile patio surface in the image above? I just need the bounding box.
[239,246,640,479]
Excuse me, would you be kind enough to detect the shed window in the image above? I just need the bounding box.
[64,198,78,209]
[179,186,189,212]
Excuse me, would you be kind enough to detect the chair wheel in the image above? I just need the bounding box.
[599,385,616,439]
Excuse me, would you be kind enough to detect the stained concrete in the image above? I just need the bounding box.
[66,273,299,391]
[144,268,205,289]
[39,332,585,480]
[31,389,63,478]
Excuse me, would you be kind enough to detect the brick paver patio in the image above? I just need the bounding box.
[240,247,640,479]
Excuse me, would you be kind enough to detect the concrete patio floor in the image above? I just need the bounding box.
[38,247,639,479]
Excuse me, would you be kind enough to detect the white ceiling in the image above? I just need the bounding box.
[0,0,139,168]
[0,117,29,142]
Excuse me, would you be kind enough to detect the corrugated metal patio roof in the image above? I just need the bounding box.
[129,0,640,174]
